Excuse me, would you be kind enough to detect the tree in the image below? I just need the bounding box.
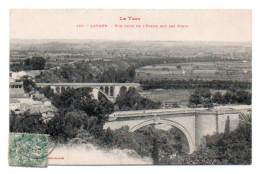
[60,65,73,79]
[221,89,251,105]
[236,90,251,105]
[115,87,160,111]
[189,89,202,106]
[151,136,159,165]
[21,76,37,93]
[72,88,113,124]
[46,109,90,142]
[39,86,55,99]
[24,58,31,66]
[30,56,46,70]
[224,116,230,135]
[69,126,94,144]
[223,90,233,104]
[213,91,223,104]
[101,127,115,148]
[189,88,213,108]
[127,66,136,80]
[9,110,18,132]
[9,110,46,134]
[62,110,89,140]
[179,147,221,165]
[201,89,213,108]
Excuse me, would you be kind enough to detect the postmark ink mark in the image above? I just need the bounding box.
[9,133,49,167]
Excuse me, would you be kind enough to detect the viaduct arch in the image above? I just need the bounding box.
[129,119,194,154]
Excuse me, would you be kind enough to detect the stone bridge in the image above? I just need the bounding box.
[104,106,251,154]
[36,83,140,102]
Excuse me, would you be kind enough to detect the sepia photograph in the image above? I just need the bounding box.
[8,9,252,166]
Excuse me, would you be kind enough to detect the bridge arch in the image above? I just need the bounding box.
[110,86,114,96]
[74,87,116,103]
[129,119,195,154]
[105,86,109,95]
[93,88,111,101]
[120,86,127,94]
[98,91,109,100]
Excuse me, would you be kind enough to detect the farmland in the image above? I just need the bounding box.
[136,61,251,81]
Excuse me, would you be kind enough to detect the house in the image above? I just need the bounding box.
[10,70,42,81]
[10,71,27,80]
[26,70,42,78]
[10,81,25,98]
[32,92,45,101]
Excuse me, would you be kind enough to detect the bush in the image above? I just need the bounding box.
[189,88,213,108]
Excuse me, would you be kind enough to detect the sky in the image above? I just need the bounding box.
[10,9,252,42]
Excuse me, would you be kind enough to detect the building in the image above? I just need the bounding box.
[10,70,42,81]
[10,81,25,98]
[10,81,57,120]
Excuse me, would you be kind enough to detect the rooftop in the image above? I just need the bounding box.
[10,81,23,85]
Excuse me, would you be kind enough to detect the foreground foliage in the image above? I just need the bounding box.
[179,120,251,165]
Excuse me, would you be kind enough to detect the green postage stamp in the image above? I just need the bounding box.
[9,133,49,167]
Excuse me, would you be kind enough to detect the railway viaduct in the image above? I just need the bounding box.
[36,83,140,103]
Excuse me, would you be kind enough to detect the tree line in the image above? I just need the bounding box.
[189,88,251,108]
[125,56,236,69]
[140,79,251,90]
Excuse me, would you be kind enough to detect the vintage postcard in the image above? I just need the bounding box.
[9,9,252,166]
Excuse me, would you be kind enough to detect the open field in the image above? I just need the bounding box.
[139,89,252,108]
[140,89,192,107]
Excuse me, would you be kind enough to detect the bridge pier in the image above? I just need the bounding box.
[50,86,57,93]
[114,86,121,97]
[91,88,99,100]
